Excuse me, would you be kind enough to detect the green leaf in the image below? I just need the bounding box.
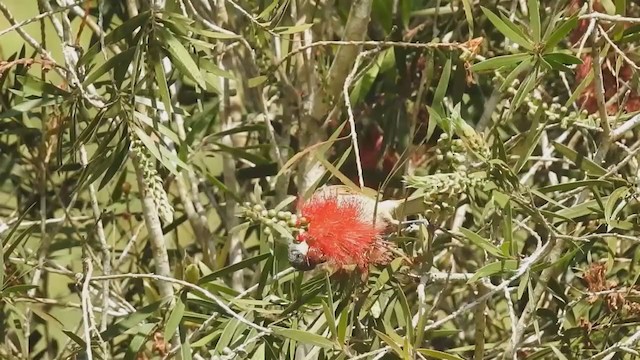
[471,53,531,72]
[152,52,173,117]
[544,16,578,52]
[512,71,537,110]
[552,142,607,176]
[124,323,156,360]
[2,284,38,295]
[272,327,336,349]
[604,187,630,225]
[79,11,150,65]
[513,109,545,173]
[248,75,268,88]
[215,317,245,354]
[499,57,532,92]
[374,329,404,357]
[461,0,474,35]
[553,198,608,224]
[132,126,178,175]
[275,23,314,35]
[458,227,506,259]
[432,57,452,115]
[417,349,465,360]
[63,330,87,348]
[539,180,612,193]
[481,7,533,50]
[527,0,541,42]
[101,300,165,341]
[199,253,270,284]
[468,260,519,283]
[543,52,583,65]
[565,70,594,108]
[164,294,185,340]
[157,27,206,89]
[550,345,570,360]
[322,301,337,339]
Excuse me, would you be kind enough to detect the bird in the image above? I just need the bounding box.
[287,185,427,272]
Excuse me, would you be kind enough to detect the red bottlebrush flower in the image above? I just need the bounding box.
[295,188,389,271]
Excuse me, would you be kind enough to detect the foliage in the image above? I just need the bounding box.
[1,0,640,359]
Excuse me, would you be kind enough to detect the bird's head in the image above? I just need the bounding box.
[287,240,316,271]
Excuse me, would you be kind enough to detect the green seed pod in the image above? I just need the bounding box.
[267,209,276,218]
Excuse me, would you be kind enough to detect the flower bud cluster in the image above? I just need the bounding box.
[492,73,597,129]
[240,202,306,237]
[435,132,468,173]
[405,171,485,220]
[130,135,174,223]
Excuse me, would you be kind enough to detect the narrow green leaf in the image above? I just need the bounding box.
[527,0,541,42]
[374,329,404,357]
[553,198,607,224]
[164,294,185,340]
[517,271,529,300]
[101,300,165,341]
[458,227,506,259]
[83,47,136,86]
[512,72,537,110]
[79,11,150,65]
[481,7,533,50]
[468,260,518,283]
[417,349,464,360]
[337,304,350,344]
[461,0,474,35]
[152,53,173,118]
[565,70,594,108]
[199,253,270,284]
[471,53,531,72]
[499,57,532,92]
[272,327,336,349]
[552,142,607,176]
[543,52,583,65]
[543,16,578,52]
[433,57,452,114]
[539,180,612,193]
[275,23,314,35]
[322,301,337,339]
[513,110,545,173]
[157,27,206,89]
[124,323,157,360]
[215,317,242,354]
[132,126,178,175]
[550,345,569,360]
[248,75,268,88]
[604,187,630,225]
